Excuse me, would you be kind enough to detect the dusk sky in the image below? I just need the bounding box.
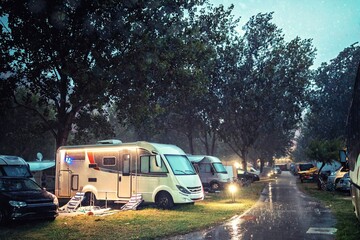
[210,0,360,68]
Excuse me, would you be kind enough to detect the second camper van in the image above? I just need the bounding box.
[188,155,230,192]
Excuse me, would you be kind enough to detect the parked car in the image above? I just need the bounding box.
[291,162,314,175]
[338,172,351,193]
[298,167,318,183]
[327,166,349,189]
[237,169,260,182]
[247,166,260,175]
[0,177,59,224]
[273,166,282,174]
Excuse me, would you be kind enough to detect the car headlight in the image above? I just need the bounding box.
[9,201,27,207]
[176,185,191,194]
[53,196,59,206]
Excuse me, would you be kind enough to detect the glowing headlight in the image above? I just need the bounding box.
[176,185,191,194]
[9,201,27,207]
[53,196,59,206]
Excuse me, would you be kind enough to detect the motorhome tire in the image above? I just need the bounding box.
[156,192,174,209]
[81,192,98,206]
[210,182,220,191]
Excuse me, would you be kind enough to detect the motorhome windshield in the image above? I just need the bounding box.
[165,155,196,175]
[0,165,32,178]
[213,163,227,173]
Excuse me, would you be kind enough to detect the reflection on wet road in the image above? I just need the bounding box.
[165,172,336,240]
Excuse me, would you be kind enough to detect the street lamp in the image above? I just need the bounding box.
[228,183,237,202]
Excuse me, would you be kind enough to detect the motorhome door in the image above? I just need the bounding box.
[58,170,71,197]
[118,151,132,198]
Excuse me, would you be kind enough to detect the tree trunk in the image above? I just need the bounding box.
[317,162,325,190]
[187,133,194,154]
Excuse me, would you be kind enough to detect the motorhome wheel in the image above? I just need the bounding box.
[210,182,220,191]
[156,192,174,209]
[81,192,98,206]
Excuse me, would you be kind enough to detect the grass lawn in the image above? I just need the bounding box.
[0,182,264,240]
[297,181,360,240]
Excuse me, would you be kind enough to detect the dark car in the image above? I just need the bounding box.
[0,177,59,224]
[237,169,260,182]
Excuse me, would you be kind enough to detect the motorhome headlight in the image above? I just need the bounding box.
[9,200,27,207]
[176,185,191,194]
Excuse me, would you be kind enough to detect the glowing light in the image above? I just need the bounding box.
[65,156,72,164]
[228,183,238,202]
[234,162,240,169]
[229,184,237,193]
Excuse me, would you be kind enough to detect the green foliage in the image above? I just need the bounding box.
[0,0,206,149]
[305,138,343,165]
[218,12,315,167]
[293,43,360,162]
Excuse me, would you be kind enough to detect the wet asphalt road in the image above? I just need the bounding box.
[164,171,336,240]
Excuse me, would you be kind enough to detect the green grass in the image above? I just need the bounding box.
[0,182,264,240]
[298,181,360,240]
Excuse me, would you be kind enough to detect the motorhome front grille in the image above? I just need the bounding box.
[187,186,202,193]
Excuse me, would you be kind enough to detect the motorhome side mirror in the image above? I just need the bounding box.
[339,150,347,163]
[155,155,162,168]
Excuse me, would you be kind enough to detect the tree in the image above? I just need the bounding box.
[305,138,343,176]
[293,43,360,162]
[0,0,204,150]
[218,13,315,169]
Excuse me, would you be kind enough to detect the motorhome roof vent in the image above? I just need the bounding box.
[97,139,122,144]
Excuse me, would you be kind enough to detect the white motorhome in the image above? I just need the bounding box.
[343,62,360,220]
[0,155,33,179]
[55,140,204,209]
[188,155,230,192]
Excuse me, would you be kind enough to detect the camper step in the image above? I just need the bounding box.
[121,194,143,211]
[64,192,85,212]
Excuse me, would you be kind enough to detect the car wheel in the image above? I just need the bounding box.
[210,182,220,191]
[156,191,174,209]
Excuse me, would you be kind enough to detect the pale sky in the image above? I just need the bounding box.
[210,0,360,68]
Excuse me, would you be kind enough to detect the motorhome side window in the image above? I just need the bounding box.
[199,164,211,173]
[140,156,167,174]
[103,157,116,166]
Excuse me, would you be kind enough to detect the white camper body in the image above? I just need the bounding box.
[55,141,204,208]
[188,155,230,191]
[0,155,33,179]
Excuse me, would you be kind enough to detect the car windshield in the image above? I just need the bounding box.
[213,163,228,173]
[0,178,41,192]
[165,155,196,175]
[1,165,32,178]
